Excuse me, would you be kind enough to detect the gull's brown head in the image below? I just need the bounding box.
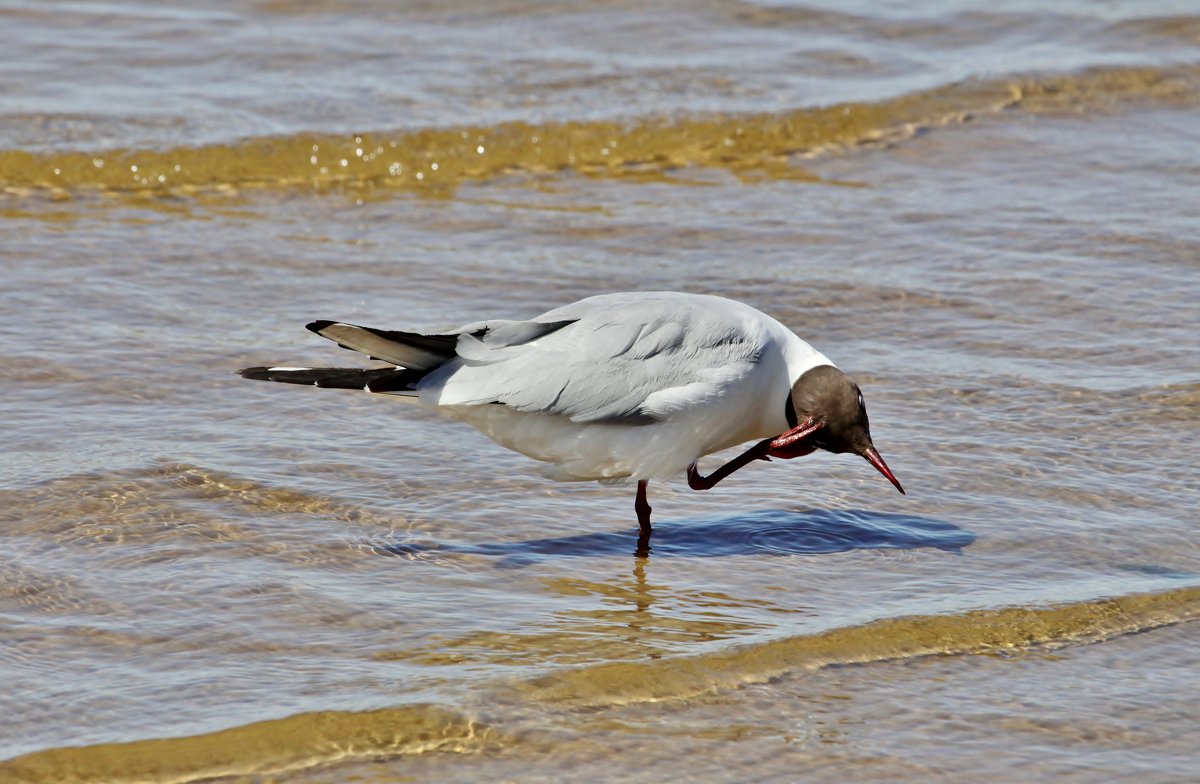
[772,364,905,494]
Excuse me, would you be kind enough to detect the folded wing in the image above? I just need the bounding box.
[426,297,766,425]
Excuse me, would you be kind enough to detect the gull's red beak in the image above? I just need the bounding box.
[864,447,905,495]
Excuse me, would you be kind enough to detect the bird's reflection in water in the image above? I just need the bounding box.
[380,508,973,568]
[631,557,650,613]
[532,553,781,656]
[377,509,973,665]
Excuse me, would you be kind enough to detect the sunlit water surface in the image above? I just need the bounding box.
[1,1,1198,782]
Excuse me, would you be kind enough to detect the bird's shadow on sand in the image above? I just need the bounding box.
[380,508,975,568]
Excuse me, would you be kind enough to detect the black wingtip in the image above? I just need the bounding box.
[238,366,273,380]
[366,368,425,393]
[306,320,337,334]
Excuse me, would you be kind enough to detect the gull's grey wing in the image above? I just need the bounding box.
[425,294,769,424]
[305,318,574,369]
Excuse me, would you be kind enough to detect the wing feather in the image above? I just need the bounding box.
[425,294,767,424]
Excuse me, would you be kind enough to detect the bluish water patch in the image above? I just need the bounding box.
[378,508,975,566]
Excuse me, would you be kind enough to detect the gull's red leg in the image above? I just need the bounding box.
[687,439,771,490]
[635,480,653,555]
[686,417,823,491]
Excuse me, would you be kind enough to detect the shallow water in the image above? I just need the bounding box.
[2,1,1199,782]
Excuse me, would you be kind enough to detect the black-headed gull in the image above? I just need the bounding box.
[240,291,904,551]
